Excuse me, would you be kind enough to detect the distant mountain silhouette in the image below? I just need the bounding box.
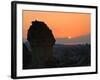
[56,34,90,44]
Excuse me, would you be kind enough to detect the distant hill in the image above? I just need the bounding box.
[55,34,90,45]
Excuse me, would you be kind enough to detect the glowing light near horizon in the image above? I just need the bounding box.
[68,36,72,39]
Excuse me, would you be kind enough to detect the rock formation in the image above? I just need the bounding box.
[27,20,56,68]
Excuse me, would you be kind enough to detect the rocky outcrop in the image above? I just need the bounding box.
[27,20,56,68]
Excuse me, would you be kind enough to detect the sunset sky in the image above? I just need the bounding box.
[22,10,90,40]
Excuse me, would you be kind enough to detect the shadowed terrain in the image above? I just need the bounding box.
[23,41,90,69]
[53,44,90,67]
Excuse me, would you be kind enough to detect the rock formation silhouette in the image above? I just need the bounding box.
[27,20,56,68]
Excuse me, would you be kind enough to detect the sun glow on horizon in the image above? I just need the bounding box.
[68,36,72,39]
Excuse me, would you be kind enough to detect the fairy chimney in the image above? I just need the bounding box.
[27,20,56,68]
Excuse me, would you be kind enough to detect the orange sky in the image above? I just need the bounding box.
[23,10,90,39]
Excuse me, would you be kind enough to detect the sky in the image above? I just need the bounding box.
[22,10,90,40]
